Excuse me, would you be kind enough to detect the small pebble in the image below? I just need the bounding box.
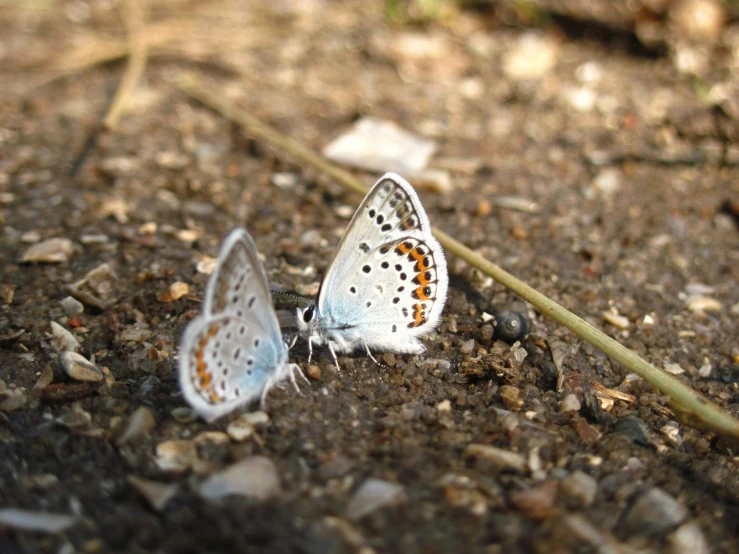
[127,475,179,512]
[21,238,74,263]
[117,406,157,444]
[685,296,722,313]
[226,415,256,442]
[667,521,711,554]
[464,444,527,473]
[0,508,76,533]
[436,399,452,413]
[480,324,494,342]
[509,480,558,517]
[161,282,189,302]
[612,416,650,445]
[155,440,199,472]
[199,456,281,501]
[603,310,630,329]
[61,351,103,382]
[621,488,688,537]
[500,385,523,411]
[50,321,81,353]
[559,393,581,413]
[559,470,597,508]
[59,296,84,316]
[502,32,558,80]
[663,362,685,375]
[382,352,396,367]
[460,339,476,355]
[306,365,322,380]
[345,478,405,521]
[171,407,197,423]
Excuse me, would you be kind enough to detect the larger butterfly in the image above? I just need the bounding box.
[179,229,305,422]
[296,172,448,369]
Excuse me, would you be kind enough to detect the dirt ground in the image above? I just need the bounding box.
[1,1,738,553]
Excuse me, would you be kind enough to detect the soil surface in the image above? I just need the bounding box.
[1,1,738,553]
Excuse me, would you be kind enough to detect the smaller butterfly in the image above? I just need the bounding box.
[179,229,307,422]
[296,172,448,369]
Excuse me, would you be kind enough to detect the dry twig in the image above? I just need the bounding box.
[175,76,739,441]
[103,0,150,130]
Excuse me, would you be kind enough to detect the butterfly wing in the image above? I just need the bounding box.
[317,173,448,352]
[179,229,288,421]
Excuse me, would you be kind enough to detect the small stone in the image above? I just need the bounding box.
[171,407,197,423]
[382,352,396,367]
[34,366,54,389]
[436,399,452,413]
[460,339,476,355]
[345,478,405,521]
[572,419,601,443]
[509,480,558,518]
[196,256,217,275]
[0,390,29,412]
[663,362,685,375]
[670,0,725,43]
[502,32,558,80]
[0,508,76,533]
[161,282,189,302]
[199,456,281,501]
[685,296,722,313]
[612,416,650,445]
[50,321,81,353]
[239,411,270,426]
[698,361,712,377]
[226,415,256,442]
[560,394,581,413]
[500,385,523,411]
[117,406,157,444]
[306,365,322,380]
[591,169,621,196]
[55,403,92,428]
[119,326,153,342]
[667,521,711,554]
[61,351,103,382]
[138,222,157,235]
[559,470,597,508]
[475,199,492,217]
[194,431,231,447]
[322,116,437,176]
[127,475,179,512]
[480,324,494,342]
[464,444,527,473]
[59,296,84,316]
[271,172,298,189]
[155,440,199,472]
[21,238,74,263]
[603,309,630,329]
[621,488,689,537]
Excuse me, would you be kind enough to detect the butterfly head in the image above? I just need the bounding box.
[296,304,320,339]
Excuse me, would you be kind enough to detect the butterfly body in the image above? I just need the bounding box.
[297,173,448,366]
[179,229,304,422]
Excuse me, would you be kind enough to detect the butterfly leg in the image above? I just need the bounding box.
[288,334,298,350]
[362,339,383,367]
[307,337,314,364]
[327,342,341,372]
[260,373,275,410]
[294,364,312,387]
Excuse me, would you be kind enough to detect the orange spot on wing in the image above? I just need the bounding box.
[397,242,411,254]
[412,303,427,327]
[415,286,430,301]
[195,324,220,388]
[210,390,222,403]
[409,248,429,271]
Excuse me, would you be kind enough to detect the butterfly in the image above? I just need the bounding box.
[296,172,448,369]
[179,229,307,422]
